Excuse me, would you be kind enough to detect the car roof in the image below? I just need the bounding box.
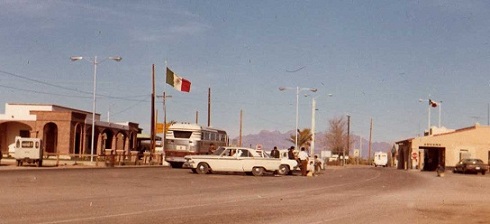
[462,158,484,163]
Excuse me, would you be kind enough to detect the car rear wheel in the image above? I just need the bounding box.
[196,163,210,174]
[277,164,290,175]
[251,167,264,176]
[482,170,486,175]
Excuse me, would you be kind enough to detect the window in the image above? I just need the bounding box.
[240,150,251,157]
[173,131,193,139]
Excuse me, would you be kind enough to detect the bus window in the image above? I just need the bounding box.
[173,131,193,139]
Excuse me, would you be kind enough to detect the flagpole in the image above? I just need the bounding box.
[428,99,431,132]
[438,102,441,127]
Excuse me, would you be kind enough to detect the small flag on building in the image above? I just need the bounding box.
[429,99,438,108]
[166,67,191,92]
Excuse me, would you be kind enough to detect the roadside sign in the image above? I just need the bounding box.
[354,149,360,157]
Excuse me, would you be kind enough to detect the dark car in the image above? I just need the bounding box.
[453,159,488,175]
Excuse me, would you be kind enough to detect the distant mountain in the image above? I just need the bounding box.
[231,130,393,158]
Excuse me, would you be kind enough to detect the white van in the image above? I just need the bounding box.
[13,136,43,167]
[374,151,388,167]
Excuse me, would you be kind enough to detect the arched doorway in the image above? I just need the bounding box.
[0,121,32,153]
[115,132,126,151]
[102,129,114,152]
[43,122,58,155]
[73,123,83,156]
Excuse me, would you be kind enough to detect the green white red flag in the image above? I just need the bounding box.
[429,99,438,108]
[166,67,191,92]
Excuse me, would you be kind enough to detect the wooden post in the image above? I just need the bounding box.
[368,118,373,165]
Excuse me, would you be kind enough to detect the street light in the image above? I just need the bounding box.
[71,55,122,162]
[279,86,317,151]
[309,94,333,156]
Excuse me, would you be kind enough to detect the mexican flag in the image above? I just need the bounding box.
[429,99,438,108]
[166,67,191,92]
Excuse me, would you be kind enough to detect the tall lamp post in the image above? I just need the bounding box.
[309,94,333,156]
[71,56,122,162]
[279,86,317,151]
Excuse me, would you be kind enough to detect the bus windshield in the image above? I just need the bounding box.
[173,131,193,139]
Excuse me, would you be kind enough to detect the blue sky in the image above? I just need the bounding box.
[1,0,490,143]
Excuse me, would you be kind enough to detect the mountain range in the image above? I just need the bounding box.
[231,130,393,158]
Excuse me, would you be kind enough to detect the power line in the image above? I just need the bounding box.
[0,69,150,102]
[0,84,91,99]
[0,69,92,95]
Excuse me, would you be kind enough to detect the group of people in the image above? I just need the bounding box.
[270,146,323,176]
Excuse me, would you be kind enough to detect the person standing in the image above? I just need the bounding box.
[288,146,295,160]
[208,143,216,154]
[298,147,309,176]
[270,146,280,158]
[314,155,322,173]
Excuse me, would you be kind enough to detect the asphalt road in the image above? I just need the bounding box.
[0,166,488,224]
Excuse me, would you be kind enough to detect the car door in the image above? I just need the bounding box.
[215,148,239,172]
[238,149,255,172]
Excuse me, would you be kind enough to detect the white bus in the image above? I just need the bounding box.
[164,123,228,168]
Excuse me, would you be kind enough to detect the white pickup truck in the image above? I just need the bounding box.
[13,137,43,167]
[184,146,290,176]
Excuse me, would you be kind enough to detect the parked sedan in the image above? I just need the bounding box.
[184,147,289,176]
[453,158,488,175]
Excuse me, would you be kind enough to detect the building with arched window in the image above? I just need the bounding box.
[0,103,140,158]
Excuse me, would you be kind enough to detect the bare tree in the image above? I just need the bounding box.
[325,116,353,156]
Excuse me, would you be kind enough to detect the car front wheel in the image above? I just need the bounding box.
[277,164,290,175]
[251,167,264,176]
[196,163,210,174]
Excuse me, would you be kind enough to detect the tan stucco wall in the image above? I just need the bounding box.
[409,125,490,167]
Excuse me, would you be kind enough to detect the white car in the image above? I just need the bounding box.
[184,147,291,176]
[258,149,298,175]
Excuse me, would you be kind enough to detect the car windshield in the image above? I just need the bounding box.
[213,147,226,156]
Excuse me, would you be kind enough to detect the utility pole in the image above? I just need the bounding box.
[239,109,243,147]
[345,115,350,166]
[150,64,156,154]
[368,118,373,165]
[207,87,211,127]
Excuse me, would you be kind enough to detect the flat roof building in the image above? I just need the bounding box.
[396,124,490,171]
[0,103,140,159]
